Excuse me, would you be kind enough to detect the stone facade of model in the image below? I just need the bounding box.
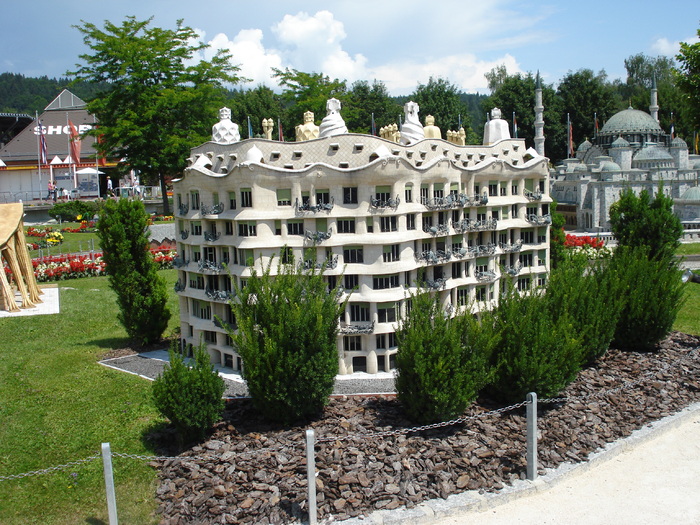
[173,103,551,375]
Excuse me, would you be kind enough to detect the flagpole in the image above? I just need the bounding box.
[567,113,571,159]
[94,114,100,199]
[594,112,597,139]
[35,111,43,204]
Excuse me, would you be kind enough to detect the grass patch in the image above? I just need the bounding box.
[675,271,700,336]
[676,243,700,256]
[0,270,180,524]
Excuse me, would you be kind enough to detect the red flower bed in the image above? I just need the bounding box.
[563,234,606,249]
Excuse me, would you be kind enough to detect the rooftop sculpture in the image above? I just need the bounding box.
[212,107,240,144]
[319,98,348,138]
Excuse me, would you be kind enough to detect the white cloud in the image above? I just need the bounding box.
[208,29,284,86]
[651,35,700,56]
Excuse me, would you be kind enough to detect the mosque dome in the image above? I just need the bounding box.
[600,108,663,135]
[671,136,688,148]
[680,186,700,202]
[577,139,592,153]
[610,136,630,148]
[633,144,673,161]
[599,159,621,172]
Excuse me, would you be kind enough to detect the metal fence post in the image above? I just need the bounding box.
[306,429,317,525]
[526,392,538,481]
[101,443,119,525]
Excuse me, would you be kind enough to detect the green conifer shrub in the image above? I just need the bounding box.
[152,342,226,444]
[227,257,347,423]
[96,198,170,344]
[610,246,686,351]
[395,290,494,423]
[487,282,581,403]
[48,200,98,222]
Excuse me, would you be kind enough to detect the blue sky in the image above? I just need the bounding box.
[4,0,699,95]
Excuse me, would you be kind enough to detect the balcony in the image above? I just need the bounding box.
[339,320,375,334]
[525,189,543,201]
[303,255,339,271]
[423,277,447,290]
[452,246,473,259]
[204,231,221,242]
[173,280,186,292]
[415,249,452,264]
[178,203,189,216]
[213,317,236,330]
[305,229,332,243]
[452,218,498,232]
[370,195,401,210]
[180,230,189,240]
[476,270,497,282]
[423,223,450,236]
[296,197,335,213]
[499,240,523,253]
[198,259,224,273]
[472,243,497,256]
[526,214,552,226]
[173,257,190,268]
[504,262,522,276]
[201,203,225,216]
[205,288,236,302]
[423,193,469,210]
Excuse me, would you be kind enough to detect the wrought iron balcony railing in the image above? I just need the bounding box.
[415,249,452,264]
[178,203,189,215]
[339,321,375,334]
[452,218,498,232]
[180,230,189,240]
[423,277,447,290]
[423,223,450,236]
[370,195,401,209]
[295,197,335,213]
[173,280,186,292]
[305,229,332,243]
[452,246,473,259]
[200,202,225,216]
[524,189,543,201]
[504,262,522,276]
[198,259,224,273]
[526,214,552,226]
[203,231,221,242]
[422,193,471,210]
[173,257,190,268]
[476,270,497,282]
[472,243,497,256]
[206,288,236,302]
[499,240,523,253]
[303,255,339,271]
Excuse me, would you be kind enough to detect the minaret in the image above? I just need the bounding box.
[649,74,659,123]
[534,71,545,157]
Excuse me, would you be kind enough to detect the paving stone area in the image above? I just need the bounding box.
[151,332,700,524]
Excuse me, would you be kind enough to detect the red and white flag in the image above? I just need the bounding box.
[38,120,48,164]
[68,120,82,164]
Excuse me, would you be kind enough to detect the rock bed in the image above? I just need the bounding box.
[154,332,700,524]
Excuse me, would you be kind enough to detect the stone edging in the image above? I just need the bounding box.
[340,401,700,525]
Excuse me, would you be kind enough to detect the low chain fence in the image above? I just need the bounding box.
[1,346,697,524]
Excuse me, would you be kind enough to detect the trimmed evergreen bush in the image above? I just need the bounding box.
[610,246,686,351]
[152,342,226,444]
[96,198,170,344]
[395,290,494,423]
[48,200,98,222]
[546,252,625,365]
[487,282,582,403]
[227,256,347,424]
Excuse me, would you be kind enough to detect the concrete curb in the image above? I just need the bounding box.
[339,401,700,524]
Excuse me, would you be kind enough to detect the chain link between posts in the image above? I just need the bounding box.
[0,453,101,482]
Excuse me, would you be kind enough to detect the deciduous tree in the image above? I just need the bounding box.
[675,27,700,131]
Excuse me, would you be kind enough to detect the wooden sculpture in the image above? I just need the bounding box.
[0,203,42,312]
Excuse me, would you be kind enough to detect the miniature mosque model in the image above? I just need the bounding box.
[173,97,551,374]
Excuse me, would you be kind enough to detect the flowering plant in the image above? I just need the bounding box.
[148,215,175,224]
[563,234,612,259]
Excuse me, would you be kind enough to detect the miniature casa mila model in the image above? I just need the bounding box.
[551,80,700,231]
[173,99,551,374]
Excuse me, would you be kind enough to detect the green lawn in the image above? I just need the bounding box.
[0,270,180,525]
[676,243,700,256]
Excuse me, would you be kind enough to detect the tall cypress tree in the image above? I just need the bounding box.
[96,198,170,345]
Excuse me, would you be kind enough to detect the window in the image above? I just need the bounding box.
[476,212,486,222]
[344,274,359,290]
[519,252,533,267]
[377,302,397,323]
[189,274,205,289]
[388,333,397,348]
[366,217,373,233]
[500,187,507,196]
[238,222,257,236]
[452,209,460,224]
[204,247,216,263]
[406,214,416,230]
[228,191,236,210]
[380,216,397,232]
[488,182,498,196]
[277,189,292,206]
[450,183,459,196]
[522,230,534,244]
[192,247,201,262]
[373,274,399,289]
[433,183,444,199]
[420,184,429,204]
[383,244,400,263]
[475,286,487,302]
[452,261,462,279]
[344,246,364,263]
[316,189,330,204]
[274,220,281,235]
[405,183,413,203]
[527,206,538,216]
[350,303,370,322]
[241,188,252,207]
[344,336,362,352]
[457,286,469,306]
[192,299,211,319]
[538,250,547,266]
[492,210,500,220]
[192,221,202,236]
[301,191,310,206]
[511,204,518,218]
[517,277,531,291]
[512,184,518,195]
[343,187,358,204]
[376,334,386,349]
[225,221,234,235]
[337,218,356,233]
[375,185,391,202]
[352,356,367,372]
[212,192,219,206]
[537,274,547,287]
[422,215,433,231]
[204,331,217,344]
[287,220,304,235]
[190,191,200,210]
[280,247,293,264]
[238,249,254,266]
